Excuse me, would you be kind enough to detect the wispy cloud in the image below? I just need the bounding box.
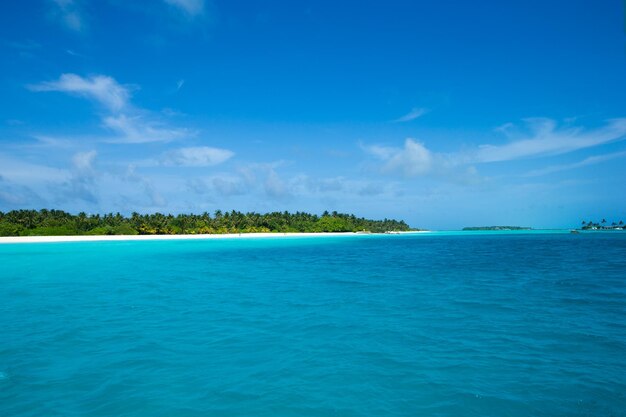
[363,139,481,184]
[29,74,131,112]
[392,107,428,123]
[162,146,234,166]
[103,115,190,144]
[164,0,205,16]
[0,152,173,211]
[50,0,84,32]
[66,49,85,57]
[30,73,194,144]
[474,118,626,163]
[184,166,404,204]
[363,118,626,181]
[524,150,626,177]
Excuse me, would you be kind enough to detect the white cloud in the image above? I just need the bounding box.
[365,144,396,160]
[30,74,130,112]
[393,107,428,123]
[162,146,234,166]
[72,150,96,171]
[164,0,205,16]
[524,150,626,177]
[30,73,195,144]
[66,49,84,57]
[184,171,401,202]
[50,0,84,32]
[474,118,626,163]
[0,152,178,211]
[365,138,433,176]
[103,115,190,143]
[363,118,626,181]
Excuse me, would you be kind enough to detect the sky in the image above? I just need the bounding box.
[1,0,625,229]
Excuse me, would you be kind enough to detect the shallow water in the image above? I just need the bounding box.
[1,232,625,416]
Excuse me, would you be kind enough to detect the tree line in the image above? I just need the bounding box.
[0,209,412,236]
[580,219,624,230]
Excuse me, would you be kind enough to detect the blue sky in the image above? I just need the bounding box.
[1,0,625,229]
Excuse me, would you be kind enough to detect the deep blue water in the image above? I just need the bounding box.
[1,232,626,417]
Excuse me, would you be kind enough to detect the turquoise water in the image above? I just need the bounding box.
[1,232,625,416]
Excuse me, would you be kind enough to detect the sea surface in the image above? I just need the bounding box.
[1,231,625,417]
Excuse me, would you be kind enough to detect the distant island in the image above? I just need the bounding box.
[462,226,532,231]
[0,209,414,237]
[579,219,624,231]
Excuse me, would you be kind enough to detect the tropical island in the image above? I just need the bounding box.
[462,226,532,231]
[580,219,624,230]
[0,209,414,237]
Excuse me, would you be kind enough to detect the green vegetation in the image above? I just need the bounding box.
[462,226,532,231]
[0,209,412,237]
[580,219,624,230]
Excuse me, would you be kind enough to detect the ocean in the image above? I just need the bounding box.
[1,231,625,416]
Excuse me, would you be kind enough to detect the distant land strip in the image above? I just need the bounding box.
[462,226,532,231]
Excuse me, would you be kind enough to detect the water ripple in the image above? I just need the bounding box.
[1,233,625,416]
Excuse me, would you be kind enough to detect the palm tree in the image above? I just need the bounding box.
[76,211,88,232]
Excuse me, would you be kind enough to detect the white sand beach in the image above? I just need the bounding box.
[0,231,429,244]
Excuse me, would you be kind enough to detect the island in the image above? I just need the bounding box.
[0,209,416,237]
[462,226,532,231]
[580,219,624,231]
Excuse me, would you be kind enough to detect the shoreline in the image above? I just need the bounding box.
[0,231,429,244]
